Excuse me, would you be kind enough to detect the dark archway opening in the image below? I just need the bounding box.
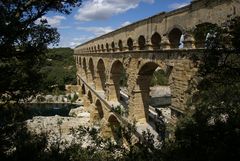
[127,38,133,51]
[138,35,146,50]
[168,28,183,49]
[151,32,161,49]
[95,99,104,119]
[89,58,95,83]
[137,62,172,130]
[118,40,123,51]
[108,115,122,144]
[96,59,106,91]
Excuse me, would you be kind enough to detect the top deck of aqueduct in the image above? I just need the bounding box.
[74,0,240,53]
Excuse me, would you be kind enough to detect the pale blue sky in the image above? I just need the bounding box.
[45,0,191,48]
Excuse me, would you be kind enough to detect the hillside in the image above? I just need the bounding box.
[40,48,76,93]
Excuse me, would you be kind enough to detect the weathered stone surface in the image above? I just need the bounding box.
[72,0,240,138]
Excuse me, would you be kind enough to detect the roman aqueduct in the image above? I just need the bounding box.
[74,0,240,138]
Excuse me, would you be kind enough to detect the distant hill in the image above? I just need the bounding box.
[40,48,76,93]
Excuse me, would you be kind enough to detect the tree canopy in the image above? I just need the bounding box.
[0,0,81,102]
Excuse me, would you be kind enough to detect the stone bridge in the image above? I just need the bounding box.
[74,0,240,138]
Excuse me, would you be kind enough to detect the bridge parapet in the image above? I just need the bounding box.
[75,0,240,55]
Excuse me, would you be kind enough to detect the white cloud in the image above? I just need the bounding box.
[59,36,94,48]
[76,26,114,36]
[121,21,131,27]
[36,15,66,27]
[74,0,154,21]
[168,2,189,9]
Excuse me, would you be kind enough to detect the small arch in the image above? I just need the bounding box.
[101,44,104,51]
[97,44,100,50]
[127,38,133,51]
[94,46,97,52]
[106,43,109,52]
[151,32,161,49]
[193,22,218,48]
[111,42,115,52]
[138,35,146,50]
[87,91,93,104]
[95,99,104,119]
[118,40,123,51]
[168,28,183,49]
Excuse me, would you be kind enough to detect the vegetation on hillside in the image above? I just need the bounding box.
[41,48,76,93]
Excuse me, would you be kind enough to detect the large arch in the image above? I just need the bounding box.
[96,59,106,91]
[82,58,87,79]
[87,91,93,104]
[81,84,86,95]
[89,58,95,83]
[168,28,183,49]
[109,60,127,102]
[108,114,122,143]
[95,99,104,119]
[134,62,172,124]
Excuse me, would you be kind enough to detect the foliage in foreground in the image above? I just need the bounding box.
[0,124,162,161]
[0,0,81,102]
[162,16,240,161]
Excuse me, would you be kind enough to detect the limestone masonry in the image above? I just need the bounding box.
[73,0,240,138]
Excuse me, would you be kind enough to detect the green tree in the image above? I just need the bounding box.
[41,48,76,93]
[0,0,81,102]
[162,17,240,161]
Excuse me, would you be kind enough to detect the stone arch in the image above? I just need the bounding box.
[95,99,104,119]
[97,44,100,51]
[79,57,82,66]
[127,38,133,51]
[111,41,115,52]
[96,59,106,91]
[118,40,123,51]
[83,57,87,79]
[133,61,172,123]
[168,28,183,49]
[101,44,104,51]
[138,35,146,50]
[89,58,95,83]
[109,60,127,102]
[193,22,217,48]
[81,84,86,95]
[106,43,109,52]
[151,32,161,49]
[108,114,122,142]
[94,46,97,52]
[87,91,93,104]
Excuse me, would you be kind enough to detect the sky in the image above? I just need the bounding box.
[44,0,192,48]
